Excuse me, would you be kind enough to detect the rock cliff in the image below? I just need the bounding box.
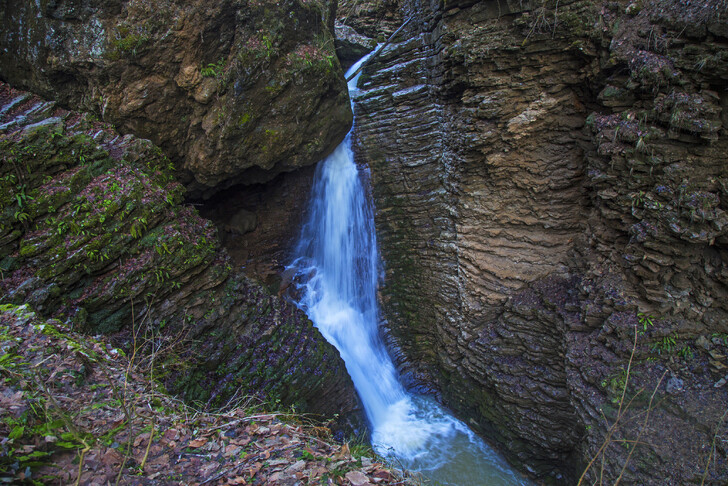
[0,82,360,420]
[348,0,728,482]
[0,0,352,197]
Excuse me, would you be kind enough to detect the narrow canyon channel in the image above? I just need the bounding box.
[289,54,534,485]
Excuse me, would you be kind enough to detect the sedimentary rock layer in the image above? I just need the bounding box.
[0,82,359,419]
[348,0,728,482]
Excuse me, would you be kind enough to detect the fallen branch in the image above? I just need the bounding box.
[701,406,728,485]
[140,413,156,471]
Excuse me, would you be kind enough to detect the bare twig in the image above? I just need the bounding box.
[578,323,641,486]
[614,370,667,485]
[701,407,728,485]
[140,413,156,471]
[74,444,91,486]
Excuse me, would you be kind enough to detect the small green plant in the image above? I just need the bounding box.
[635,136,648,153]
[15,184,30,208]
[678,345,694,360]
[13,210,30,223]
[637,312,654,335]
[130,217,148,239]
[631,191,645,210]
[651,332,677,355]
[711,333,728,345]
[155,242,172,256]
[261,35,274,58]
[694,56,709,72]
[200,59,225,78]
[601,367,629,404]
[154,268,171,283]
[108,26,149,59]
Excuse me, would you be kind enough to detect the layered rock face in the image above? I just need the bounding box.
[0,0,351,197]
[0,83,359,419]
[349,0,728,482]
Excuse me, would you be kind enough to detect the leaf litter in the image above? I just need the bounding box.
[0,305,410,485]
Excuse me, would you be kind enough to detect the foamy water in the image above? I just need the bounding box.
[288,52,534,486]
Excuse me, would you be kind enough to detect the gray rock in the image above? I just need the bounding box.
[225,209,257,235]
[335,21,377,69]
[667,376,685,394]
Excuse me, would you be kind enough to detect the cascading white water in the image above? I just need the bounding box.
[289,53,533,485]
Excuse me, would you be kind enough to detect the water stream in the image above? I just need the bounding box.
[289,54,533,485]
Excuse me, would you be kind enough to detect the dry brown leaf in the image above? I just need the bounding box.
[230,437,250,446]
[345,470,371,486]
[199,462,218,476]
[189,437,208,448]
[149,444,163,455]
[100,449,122,467]
[249,462,262,478]
[134,432,150,447]
[372,469,393,481]
[332,443,350,461]
[148,454,170,467]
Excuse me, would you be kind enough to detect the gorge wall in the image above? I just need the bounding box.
[0,0,366,426]
[349,0,728,483]
[3,0,728,483]
[0,82,360,422]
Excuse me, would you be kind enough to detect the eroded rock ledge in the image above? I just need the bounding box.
[0,0,352,197]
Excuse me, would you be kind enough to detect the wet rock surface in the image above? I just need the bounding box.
[350,0,728,482]
[197,165,318,289]
[0,0,352,197]
[0,82,360,421]
[335,21,378,70]
[338,0,404,40]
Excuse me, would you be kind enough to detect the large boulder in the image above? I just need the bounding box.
[0,0,352,197]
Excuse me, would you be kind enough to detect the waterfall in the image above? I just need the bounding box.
[289,53,533,485]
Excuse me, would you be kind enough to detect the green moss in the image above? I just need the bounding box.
[237,113,252,127]
[106,26,149,60]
